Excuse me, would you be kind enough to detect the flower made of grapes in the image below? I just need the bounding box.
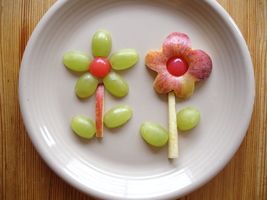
[63,30,139,138]
[63,30,139,98]
[145,32,212,98]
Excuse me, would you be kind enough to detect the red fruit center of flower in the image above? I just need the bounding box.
[167,56,188,76]
[89,57,111,78]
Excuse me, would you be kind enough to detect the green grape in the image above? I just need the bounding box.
[140,122,168,147]
[71,115,96,139]
[109,49,139,70]
[91,30,112,58]
[103,72,129,97]
[63,51,92,72]
[176,107,200,130]
[75,73,98,98]
[104,105,132,128]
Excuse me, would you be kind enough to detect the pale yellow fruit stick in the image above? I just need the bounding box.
[168,91,178,159]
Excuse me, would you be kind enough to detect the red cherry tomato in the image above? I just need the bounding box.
[167,56,188,76]
[89,57,111,78]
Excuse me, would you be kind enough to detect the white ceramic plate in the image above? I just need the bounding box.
[19,0,254,199]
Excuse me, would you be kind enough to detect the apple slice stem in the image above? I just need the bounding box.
[168,91,178,159]
[95,83,104,137]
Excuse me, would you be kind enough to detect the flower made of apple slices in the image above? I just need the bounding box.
[63,30,139,138]
[145,32,212,159]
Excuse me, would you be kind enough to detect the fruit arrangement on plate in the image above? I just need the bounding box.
[63,30,138,138]
[63,30,212,159]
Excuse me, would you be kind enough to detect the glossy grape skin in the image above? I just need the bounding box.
[71,115,96,139]
[75,73,98,98]
[63,51,92,72]
[104,105,132,128]
[109,49,139,70]
[89,57,111,78]
[176,107,200,130]
[103,72,129,97]
[91,30,112,58]
[140,122,169,147]
[167,56,188,76]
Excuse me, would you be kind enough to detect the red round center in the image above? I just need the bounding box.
[89,57,111,78]
[166,56,188,76]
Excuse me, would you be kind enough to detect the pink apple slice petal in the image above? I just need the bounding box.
[162,32,192,59]
[145,51,168,72]
[153,73,195,98]
[187,49,213,81]
[153,72,177,94]
[95,83,104,137]
[172,75,195,98]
